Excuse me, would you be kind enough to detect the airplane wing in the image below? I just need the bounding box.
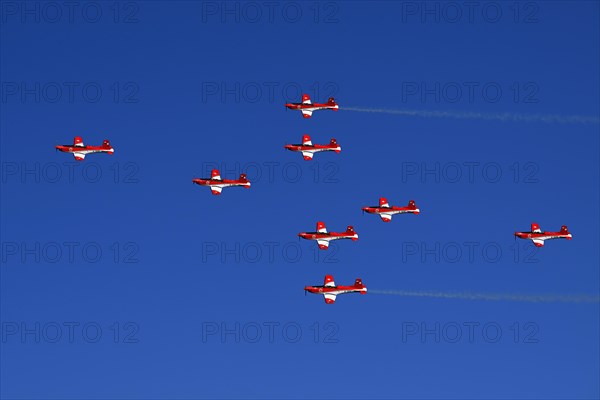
[210,186,222,195]
[324,275,335,287]
[301,110,313,118]
[301,94,312,104]
[74,137,85,147]
[317,222,327,234]
[324,293,336,304]
[380,213,392,222]
[531,223,542,233]
[73,152,85,161]
[532,238,545,247]
[301,151,314,160]
[317,239,330,250]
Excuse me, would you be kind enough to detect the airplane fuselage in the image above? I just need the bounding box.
[304,285,367,296]
[298,231,358,242]
[362,206,419,215]
[285,103,339,112]
[192,179,250,188]
[514,231,572,241]
[55,145,114,155]
[284,144,341,153]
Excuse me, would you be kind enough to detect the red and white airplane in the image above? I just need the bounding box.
[55,137,114,161]
[514,223,572,247]
[304,275,367,304]
[285,94,339,118]
[284,135,341,160]
[192,169,251,195]
[298,222,358,250]
[362,198,420,222]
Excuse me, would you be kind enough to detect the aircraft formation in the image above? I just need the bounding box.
[55,93,573,304]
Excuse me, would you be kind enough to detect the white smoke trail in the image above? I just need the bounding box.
[342,107,600,125]
[369,290,600,304]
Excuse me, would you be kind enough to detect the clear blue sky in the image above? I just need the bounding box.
[1,1,599,399]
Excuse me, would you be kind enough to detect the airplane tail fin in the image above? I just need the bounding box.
[346,225,358,240]
[354,278,367,293]
[328,97,339,110]
[330,138,341,152]
[239,173,251,188]
[561,225,572,239]
[408,200,420,214]
[102,140,114,153]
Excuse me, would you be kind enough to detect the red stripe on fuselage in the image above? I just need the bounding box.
[304,286,364,295]
[362,206,416,214]
[193,179,248,186]
[285,144,339,152]
[298,232,356,240]
[56,145,112,153]
[285,103,338,111]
